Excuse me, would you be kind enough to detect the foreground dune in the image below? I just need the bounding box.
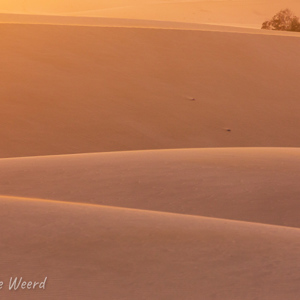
[0,195,300,299]
[1,148,300,228]
[0,23,300,158]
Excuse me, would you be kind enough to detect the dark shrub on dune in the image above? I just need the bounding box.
[262,9,300,32]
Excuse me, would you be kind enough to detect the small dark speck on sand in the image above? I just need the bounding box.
[226,129,231,132]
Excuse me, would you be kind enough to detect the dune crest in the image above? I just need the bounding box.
[1,0,300,28]
[1,148,300,228]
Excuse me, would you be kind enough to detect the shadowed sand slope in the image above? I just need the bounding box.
[0,195,300,299]
[1,24,300,158]
[1,148,300,228]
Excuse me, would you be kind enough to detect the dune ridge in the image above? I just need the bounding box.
[1,0,300,28]
[2,13,300,37]
[1,148,300,228]
[68,0,300,28]
[2,194,300,231]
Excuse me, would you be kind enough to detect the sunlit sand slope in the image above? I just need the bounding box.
[0,195,300,299]
[69,0,300,28]
[0,0,300,27]
[0,0,171,14]
[1,24,300,158]
[0,13,232,29]
[1,148,300,228]
[3,13,300,35]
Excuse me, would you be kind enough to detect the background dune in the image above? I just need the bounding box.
[1,0,300,28]
[1,195,300,299]
[67,0,300,28]
[0,0,168,14]
[3,13,300,36]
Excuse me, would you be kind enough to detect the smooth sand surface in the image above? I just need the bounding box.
[1,1,300,299]
[1,0,300,27]
[68,0,300,28]
[1,23,300,158]
[1,148,300,228]
[1,195,300,299]
[0,13,277,33]
[3,13,300,36]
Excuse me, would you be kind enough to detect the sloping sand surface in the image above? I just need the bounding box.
[1,0,300,28]
[2,13,300,36]
[0,13,233,29]
[1,195,300,299]
[0,0,171,15]
[1,1,300,298]
[1,23,300,158]
[69,0,300,28]
[1,148,300,228]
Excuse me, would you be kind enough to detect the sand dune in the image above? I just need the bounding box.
[1,0,300,28]
[0,13,226,29]
[0,23,300,158]
[1,195,300,299]
[69,0,300,28]
[1,1,300,298]
[0,13,274,33]
[3,13,300,37]
[1,148,300,228]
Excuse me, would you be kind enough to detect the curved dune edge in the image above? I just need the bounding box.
[2,194,300,231]
[0,194,300,299]
[69,1,300,30]
[1,13,300,37]
[1,148,300,228]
